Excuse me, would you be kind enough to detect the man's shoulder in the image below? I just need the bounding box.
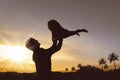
[40,48,49,51]
[39,48,46,51]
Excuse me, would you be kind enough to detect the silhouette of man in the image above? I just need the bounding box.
[26,38,63,80]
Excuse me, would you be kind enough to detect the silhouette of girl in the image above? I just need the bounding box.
[48,19,88,41]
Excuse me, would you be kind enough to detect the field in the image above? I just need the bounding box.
[0,68,119,80]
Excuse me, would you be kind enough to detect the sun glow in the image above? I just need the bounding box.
[7,46,28,62]
[0,45,35,72]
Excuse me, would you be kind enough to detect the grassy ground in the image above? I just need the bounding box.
[0,67,119,80]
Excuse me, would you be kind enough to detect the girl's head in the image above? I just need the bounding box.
[48,19,61,31]
[26,38,40,51]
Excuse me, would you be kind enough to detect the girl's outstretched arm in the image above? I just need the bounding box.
[76,29,88,33]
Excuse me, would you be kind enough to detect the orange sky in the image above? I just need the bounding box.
[0,0,120,73]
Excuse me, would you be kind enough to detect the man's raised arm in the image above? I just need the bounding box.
[49,39,63,54]
[56,39,63,51]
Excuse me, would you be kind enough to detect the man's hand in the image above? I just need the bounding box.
[52,39,57,44]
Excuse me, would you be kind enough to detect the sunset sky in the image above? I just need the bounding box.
[0,0,120,73]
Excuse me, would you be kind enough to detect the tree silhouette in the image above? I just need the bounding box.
[65,68,69,71]
[71,67,76,72]
[104,64,108,69]
[104,64,109,71]
[98,58,106,69]
[108,52,119,70]
[77,64,82,70]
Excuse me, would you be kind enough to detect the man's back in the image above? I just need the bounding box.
[33,48,52,73]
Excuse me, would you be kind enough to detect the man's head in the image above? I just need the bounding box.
[26,38,40,51]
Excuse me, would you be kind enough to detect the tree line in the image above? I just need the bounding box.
[65,52,119,72]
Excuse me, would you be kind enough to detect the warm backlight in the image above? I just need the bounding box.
[7,46,28,62]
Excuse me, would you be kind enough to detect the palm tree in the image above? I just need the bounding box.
[108,52,119,70]
[98,58,106,69]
